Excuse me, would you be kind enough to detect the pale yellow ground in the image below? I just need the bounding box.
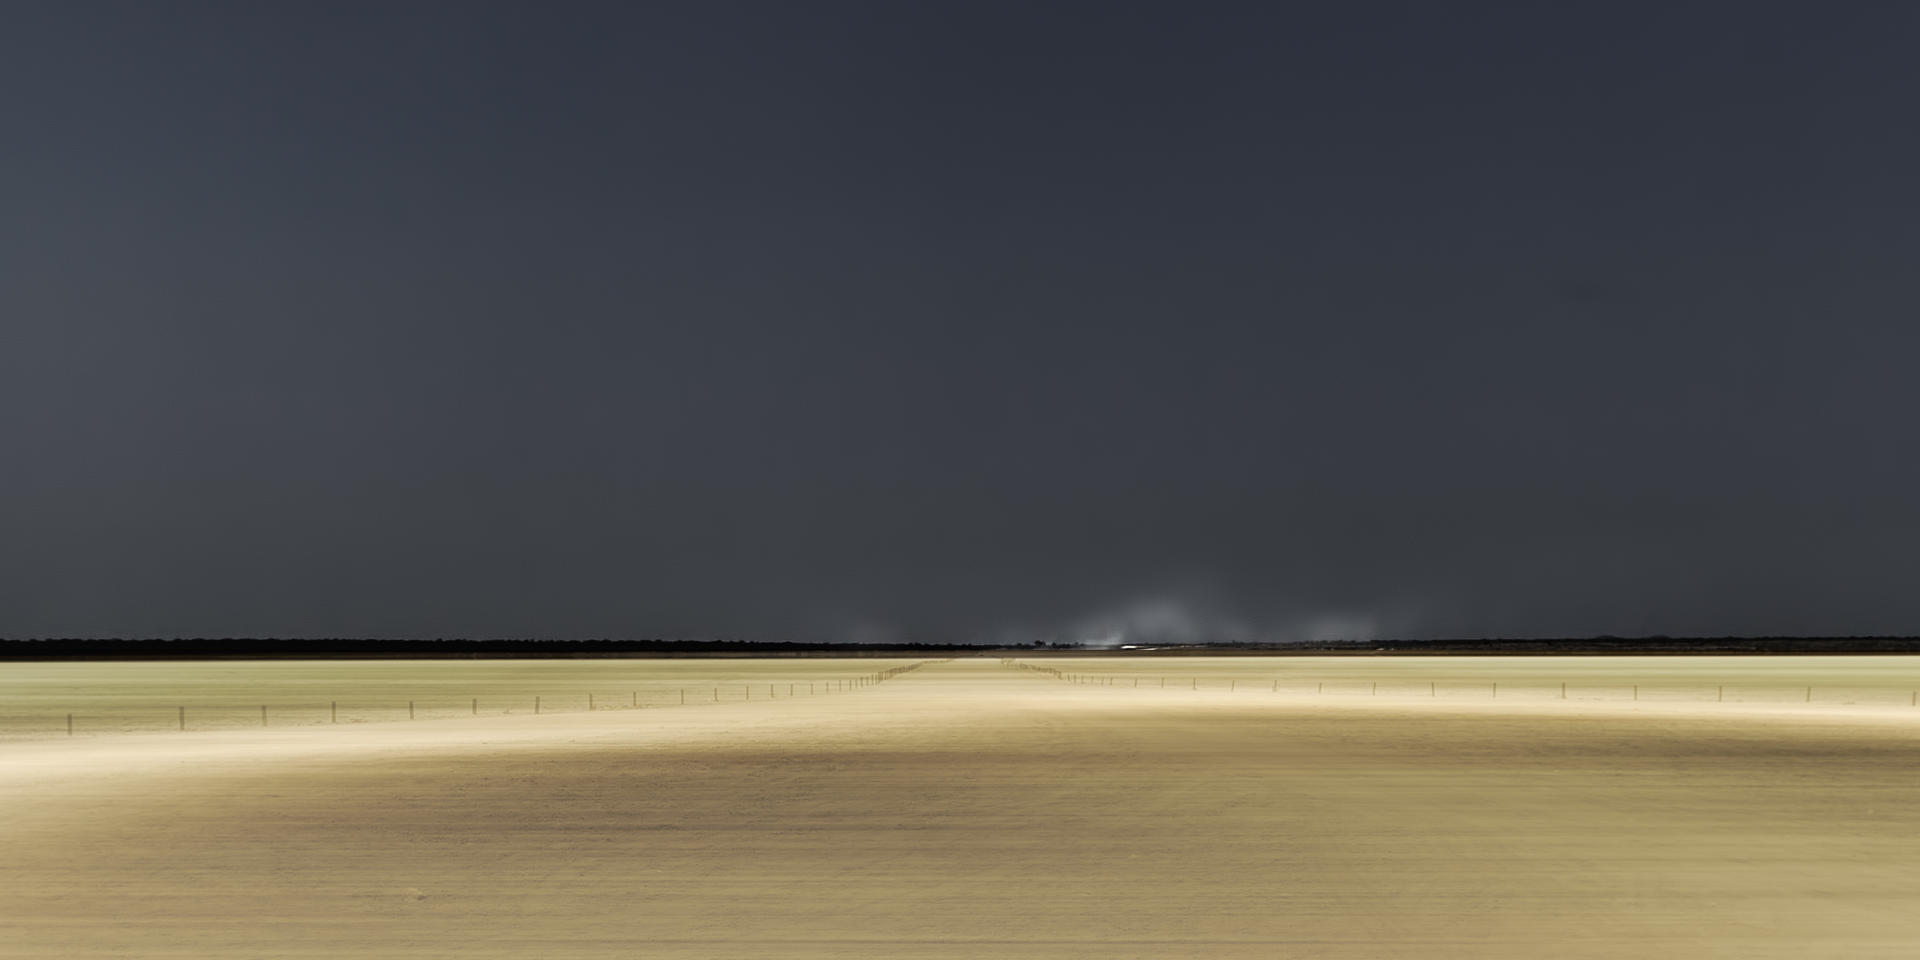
[1025,655,1920,704]
[5,657,1920,958]
[0,658,923,739]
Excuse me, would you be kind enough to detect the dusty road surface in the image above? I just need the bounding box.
[6,658,1920,959]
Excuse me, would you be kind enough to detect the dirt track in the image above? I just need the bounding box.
[6,659,1920,958]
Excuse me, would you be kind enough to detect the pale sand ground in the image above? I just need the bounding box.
[0,658,926,738]
[5,658,1920,958]
[1024,654,1920,704]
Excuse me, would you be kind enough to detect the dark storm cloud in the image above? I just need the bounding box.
[4,1,1918,641]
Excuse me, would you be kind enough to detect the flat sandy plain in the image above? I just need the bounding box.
[6,656,1920,958]
[0,658,918,739]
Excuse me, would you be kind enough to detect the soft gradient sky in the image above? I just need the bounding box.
[4,2,1917,641]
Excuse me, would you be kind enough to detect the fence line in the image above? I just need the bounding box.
[3,660,950,741]
[999,658,1920,710]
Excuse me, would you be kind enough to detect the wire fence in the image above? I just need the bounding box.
[2,660,945,742]
[23,655,1904,741]
[1002,659,1920,708]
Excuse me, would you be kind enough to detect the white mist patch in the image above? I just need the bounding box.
[1064,596,1255,648]
[1034,595,1396,647]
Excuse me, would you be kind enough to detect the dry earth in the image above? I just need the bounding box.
[0,658,925,739]
[5,657,1920,958]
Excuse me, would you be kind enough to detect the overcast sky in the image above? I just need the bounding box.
[4,2,1917,642]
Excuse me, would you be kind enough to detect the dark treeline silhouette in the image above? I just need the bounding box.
[0,637,986,660]
[1371,636,1920,655]
[8,635,1920,660]
[1068,636,1920,656]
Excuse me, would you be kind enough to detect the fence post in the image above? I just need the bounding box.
[535,696,540,715]
[589,693,595,711]
[1717,686,1723,702]
[1430,681,1436,697]
[1806,686,1812,703]
[1371,681,1377,696]
[1490,682,1496,699]
[632,691,638,708]
[332,701,337,723]
[473,697,478,715]
[1633,685,1638,701]
[1561,682,1566,699]
[261,705,268,727]
[67,713,73,736]
[178,706,185,731]
[409,701,415,720]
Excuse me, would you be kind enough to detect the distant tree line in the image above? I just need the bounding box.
[0,637,992,660]
[1160,636,1920,655]
[1371,636,1920,654]
[7,635,1920,660]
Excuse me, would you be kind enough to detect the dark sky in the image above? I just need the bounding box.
[4,2,1917,642]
